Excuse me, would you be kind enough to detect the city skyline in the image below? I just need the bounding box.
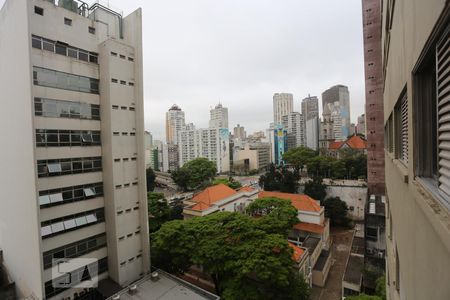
[3,0,367,140]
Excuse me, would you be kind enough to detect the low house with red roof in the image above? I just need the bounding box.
[327,135,367,159]
[289,242,312,287]
[257,191,331,287]
[183,184,259,218]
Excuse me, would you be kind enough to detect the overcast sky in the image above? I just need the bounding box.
[2,0,366,141]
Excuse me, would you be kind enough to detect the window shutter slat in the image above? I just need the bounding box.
[438,28,450,196]
[400,93,408,164]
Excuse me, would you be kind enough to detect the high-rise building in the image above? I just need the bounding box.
[166,104,185,145]
[322,85,351,139]
[145,131,153,169]
[306,116,319,151]
[0,1,150,299]
[319,104,335,149]
[272,125,288,166]
[301,95,319,121]
[282,112,305,147]
[357,114,366,137]
[273,93,294,125]
[373,0,450,299]
[209,103,229,129]
[178,128,230,173]
[233,124,247,140]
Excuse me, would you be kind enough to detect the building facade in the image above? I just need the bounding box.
[282,112,306,148]
[376,0,450,299]
[273,93,294,125]
[233,124,246,140]
[301,95,319,121]
[0,0,150,298]
[209,103,228,129]
[322,85,351,139]
[357,114,366,136]
[165,104,185,145]
[273,125,288,166]
[306,116,319,151]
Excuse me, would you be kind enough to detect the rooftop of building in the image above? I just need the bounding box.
[302,236,321,254]
[258,191,321,213]
[288,242,306,263]
[329,135,367,150]
[188,184,237,211]
[366,194,386,216]
[343,254,364,285]
[293,222,325,234]
[313,250,331,271]
[103,270,219,300]
[351,236,365,256]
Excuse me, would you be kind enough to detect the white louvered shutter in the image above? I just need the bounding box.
[400,94,408,164]
[437,28,450,195]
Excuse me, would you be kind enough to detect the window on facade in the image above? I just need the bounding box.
[34,6,44,15]
[64,18,72,26]
[385,114,394,153]
[394,88,408,165]
[55,43,67,56]
[35,129,101,147]
[414,20,448,203]
[32,35,42,49]
[88,26,95,34]
[33,67,99,94]
[37,157,102,178]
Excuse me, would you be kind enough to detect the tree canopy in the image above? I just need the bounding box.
[151,211,310,300]
[148,192,184,233]
[323,196,349,226]
[282,146,317,171]
[259,164,299,193]
[146,167,156,192]
[212,177,242,190]
[171,158,217,191]
[303,176,327,202]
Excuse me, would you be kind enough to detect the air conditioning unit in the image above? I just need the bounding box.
[128,284,138,295]
[151,271,160,282]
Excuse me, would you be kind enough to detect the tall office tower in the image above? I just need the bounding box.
[357,114,366,136]
[209,103,229,129]
[233,124,247,140]
[144,131,153,168]
[306,116,319,151]
[178,128,230,173]
[282,112,305,147]
[374,0,450,299]
[167,144,179,172]
[322,85,351,138]
[301,95,319,121]
[0,0,150,299]
[273,93,294,125]
[319,104,335,149]
[165,104,185,145]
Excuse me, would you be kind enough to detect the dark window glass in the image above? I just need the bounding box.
[36,130,46,146]
[89,54,98,64]
[88,26,95,34]
[34,6,44,15]
[54,250,64,258]
[77,243,87,252]
[46,131,58,145]
[71,132,81,145]
[59,131,70,145]
[64,18,72,26]
[67,47,77,58]
[55,43,67,55]
[83,159,93,170]
[62,190,72,200]
[87,239,96,248]
[60,161,71,173]
[66,246,76,257]
[73,188,84,199]
[78,51,88,62]
[72,161,83,173]
[33,67,99,94]
[42,40,54,52]
[32,36,42,49]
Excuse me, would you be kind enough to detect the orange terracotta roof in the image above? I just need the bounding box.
[238,186,255,193]
[293,222,325,234]
[189,184,237,211]
[346,135,367,149]
[329,141,344,149]
[258,191,321,212]
[289,242,306,262]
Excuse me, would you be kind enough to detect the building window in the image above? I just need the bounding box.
[385,114,394,153]
[64,18,72,26]
[36,129,101,147]
[128,57,134,62]
[33,66,99,94]
[34,98,100,120]
[39,182,103,208]
[37,157,102,178]
[394,88,408,165]
[88,26,95,34]
[34,6,44,15]
[414,19,449,203]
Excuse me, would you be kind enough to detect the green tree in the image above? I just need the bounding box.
[259,164,299,193]
[283,146,317,172]
[172,158,217,191]
[212,177,242,190]
[146,167,156,192]
[148,192,171,233]
[151,212,310,299]
[323,196,349,226]
[303,176,327,202]
[346,295,382,300]
[376,275,387,300]
[246,197,299,235]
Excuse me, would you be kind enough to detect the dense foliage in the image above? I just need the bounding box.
[148,192,184,233]
[283,146,317,172]
[212,177,242,190]
[346,295,382,300]
[171,158,217,191]
[146,167,156,192]
[259,164,299,193]
[151,210,310,300]
[303,176,327,202]
[322,196,350,226]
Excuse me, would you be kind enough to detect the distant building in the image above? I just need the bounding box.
[301,95,319,121]
[233,143,271,173]
[306,116,319,151]
[167,144,179,172]
[349,123,356,136]
[233,124,247,140]
[272,124,288,166]
[327,135,367,159]
[209,103,229,129]
[183,184,259,218]
[319,104,335,149]
[282,112,306,148]
[247,131,265,142]
[166,104,185,145]
[356,114,366,136]
[322,85,351,140]
[144,131,153,168]
[178,128,230,173]
[273,93,294,125]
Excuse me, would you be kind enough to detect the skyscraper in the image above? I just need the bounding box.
[357,114,366,137]
[233,124,247,140]
[301,95,319,121]
[0,0,149,298]
[273,93,294,125]
[166,104,185,145]
[209,103,229,129]
[282,112,305,147]
[322,85,351,139]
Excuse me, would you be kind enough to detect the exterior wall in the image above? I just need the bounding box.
[273,93,294,125]
[234,146,259,170]
[306,116,319,150]
[297,210,323,225]
[362,0,385,195]
[165,106,185,145]
[209,104,229,129]
[322,85,351,139]
[0,1,43,298]
[301,95,319,121]
[380,0,450,300]
[325,182,367,221]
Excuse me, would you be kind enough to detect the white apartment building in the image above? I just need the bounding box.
[273,93,294,125]
[165,104,185,145]
[0,0,150,299]
[209,103,229,129]
[282,112,306,147]
[178,128,230,173]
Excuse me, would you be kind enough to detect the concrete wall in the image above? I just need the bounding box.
[325,184,367,221]
[0,0,44,298]
[381,0,450,299]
